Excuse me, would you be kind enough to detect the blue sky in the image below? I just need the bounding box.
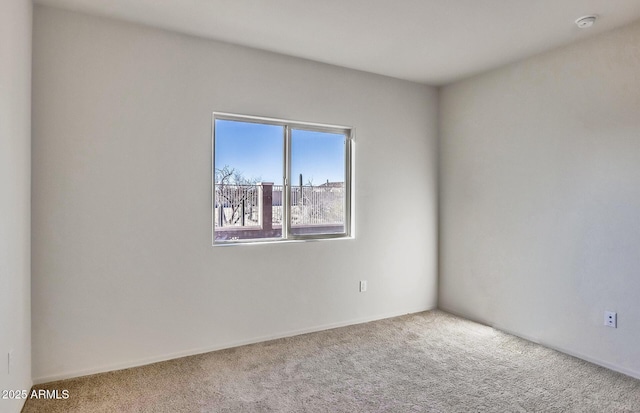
[214,119,345,184]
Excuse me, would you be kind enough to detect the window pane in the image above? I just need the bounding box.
[290,129,346,236]
[214,119,283,241]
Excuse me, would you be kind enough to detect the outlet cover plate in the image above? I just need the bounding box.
[604,311,617,328]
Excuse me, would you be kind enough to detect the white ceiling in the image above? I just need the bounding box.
[35,0,640,85]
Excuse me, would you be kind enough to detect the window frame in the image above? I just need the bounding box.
[212,112,354,245]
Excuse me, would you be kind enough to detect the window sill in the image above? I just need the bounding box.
[212,236,354,247]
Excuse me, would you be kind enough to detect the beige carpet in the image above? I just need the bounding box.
[23,311,640,412]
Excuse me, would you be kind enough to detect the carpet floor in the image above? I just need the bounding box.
[22,311,640,412]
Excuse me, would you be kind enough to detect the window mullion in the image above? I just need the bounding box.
[283,125,291,240]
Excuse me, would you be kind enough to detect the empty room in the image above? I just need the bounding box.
[2,0,640,411]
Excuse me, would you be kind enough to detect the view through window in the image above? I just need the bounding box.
[213,114,352,243]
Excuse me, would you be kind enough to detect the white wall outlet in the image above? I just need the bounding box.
[604,311,617,328]
[359,280,367,292]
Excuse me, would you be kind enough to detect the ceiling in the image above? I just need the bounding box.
[34,0,640,85]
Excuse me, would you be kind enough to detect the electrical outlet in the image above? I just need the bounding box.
[359,280,367,292]
[604,311,617,328]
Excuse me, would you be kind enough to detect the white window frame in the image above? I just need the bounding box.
[212,112,354,245]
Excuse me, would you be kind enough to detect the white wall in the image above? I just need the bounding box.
[31,6,438,382]
[440,22,640,378]
[0,0,32,411]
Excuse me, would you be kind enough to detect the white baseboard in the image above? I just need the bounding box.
[33,305,434,385]
[438,305,640,381]
[536,340,640,381]
[495,324,640,381]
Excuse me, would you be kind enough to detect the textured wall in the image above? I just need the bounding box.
[31,6,438,382]
[0,0,32,411]
[440,21,640,378]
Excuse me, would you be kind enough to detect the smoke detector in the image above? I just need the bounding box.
[575,15,597,28]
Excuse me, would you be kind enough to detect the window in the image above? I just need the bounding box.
[213,113,353,244]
